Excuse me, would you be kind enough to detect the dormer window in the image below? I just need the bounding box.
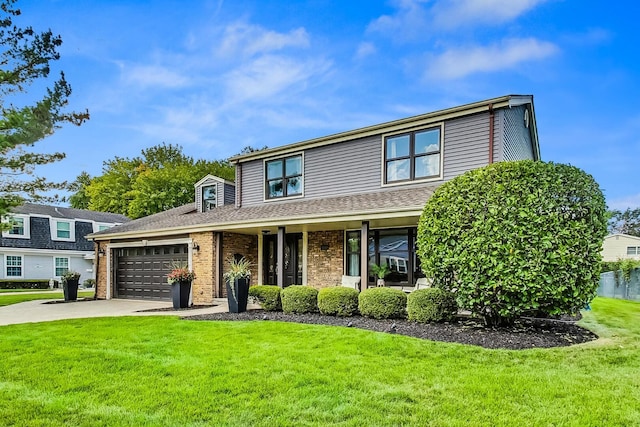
[51,219,75,242]
[202,185,217,211]
[2,215,30,239]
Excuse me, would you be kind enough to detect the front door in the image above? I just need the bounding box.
[263,233,302,287]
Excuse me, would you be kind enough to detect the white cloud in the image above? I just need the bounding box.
[424,38,558,80]
[223,54,332,102]
[367,0,548,39]
[218,23,310,58]
[431,0,548,29]
[355,42,377,60]
[122,64,190,88]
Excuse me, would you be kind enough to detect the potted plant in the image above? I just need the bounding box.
[167,261,195,309]
[61,270,81,301]
[370,263,390,287]
[223,256,252,313]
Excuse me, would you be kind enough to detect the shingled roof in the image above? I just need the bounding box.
[90,185,436,240]
[11,203,129,224]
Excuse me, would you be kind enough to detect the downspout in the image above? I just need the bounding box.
[94,242,99,300]
[488,103,495,164]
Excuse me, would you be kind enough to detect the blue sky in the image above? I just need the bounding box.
[18,0,640,210]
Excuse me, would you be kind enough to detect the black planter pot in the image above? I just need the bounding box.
[63,279,79,301]
[227,277,250,313]
[171,281,191,309]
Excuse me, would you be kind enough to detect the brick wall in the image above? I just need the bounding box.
[190,231,216,303]
[221,232,258,297]
[95,241,109,299]
[307,230,343,289]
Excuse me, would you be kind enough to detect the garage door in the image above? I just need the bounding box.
[115,245,188,300]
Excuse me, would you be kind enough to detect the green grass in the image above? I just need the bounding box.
[0,288,58,293]
[0,291,94,307]
[0,297,638,426]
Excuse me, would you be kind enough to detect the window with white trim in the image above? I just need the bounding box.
[6,255,22,277]
[202,185,217,211]
[627,246,639,255]
[2,215,29,238]
[55,257,69,277]
[384,127,441,183]
[51,219,74,241]
[265,154,303,199]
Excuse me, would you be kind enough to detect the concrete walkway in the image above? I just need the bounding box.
[0,298,234,326]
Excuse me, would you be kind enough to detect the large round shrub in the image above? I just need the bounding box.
[358,287,407,319]
[417,160,607,325]
[318,287,359,317]
[248,285,281,311]
[407,288,458,323]
[281,285,318,314]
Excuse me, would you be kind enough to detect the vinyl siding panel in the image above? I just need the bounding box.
[240,161,265,206]
[223,183,236,206]
[304,135,381,198]
[602,235,640,262]
[443,112,490,181]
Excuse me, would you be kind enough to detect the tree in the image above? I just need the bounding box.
[0,0,89,228]
[416,160,607,326]
[67,171,91,209]
[608,208,640,237]
[81,143,234,218]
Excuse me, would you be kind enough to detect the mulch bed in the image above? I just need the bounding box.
[185,310,598,350]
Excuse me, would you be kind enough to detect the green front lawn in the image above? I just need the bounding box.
[0,288,58,293]
[0,297,639,426]
[0,291,94,307]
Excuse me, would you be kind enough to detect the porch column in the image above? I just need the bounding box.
[257,233,264,286]
[277,226,285,288]
[360,221,369,290]
[302,231,308,285]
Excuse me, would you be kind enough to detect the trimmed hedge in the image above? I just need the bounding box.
[281,285,318,314]
[249,285,282,311]
[0,280,54,290]
[407,288,458,323]
[317,287,359,317]
[417,160,607,325]
[358,287,407,319]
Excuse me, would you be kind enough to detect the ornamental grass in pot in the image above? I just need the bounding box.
[224,256,252,313]
[167,261,195,309]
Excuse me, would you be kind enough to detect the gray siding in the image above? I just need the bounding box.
[502,105,534,161]
[442,112,491,181]
[305,135,381,199]
[240,110,504,205]
[0,253,93,280]
[223,183,236,206]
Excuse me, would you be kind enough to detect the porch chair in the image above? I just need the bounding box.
[413,277,433,291]
[340,275,361,291]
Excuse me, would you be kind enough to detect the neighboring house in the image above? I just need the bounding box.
[89,94,541,303]
[601,234,640,262]
[1,203,129,284]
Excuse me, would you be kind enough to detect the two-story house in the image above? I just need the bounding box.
[1,203,129,285]
[89,95,540,303]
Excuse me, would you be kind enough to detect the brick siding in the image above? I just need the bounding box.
[221,232,258,297]
[306,230,343,289]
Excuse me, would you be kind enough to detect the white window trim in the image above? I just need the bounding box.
[380,123,444,188]
[202,184,218,211]
[53,256,70,278]
[93,222,116,233]
[5,254,24,279]
[263,152,305,202]
[2,214,30,239]
[50,219,75,242]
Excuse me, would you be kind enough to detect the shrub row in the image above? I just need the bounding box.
[249,285,458,323]
[0,280,55,290]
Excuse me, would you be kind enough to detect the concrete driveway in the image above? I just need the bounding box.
[0,298,231,326]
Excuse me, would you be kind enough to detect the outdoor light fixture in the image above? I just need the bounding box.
[192,242,200,252]
[262,230,271,235]
[98,248,106,257]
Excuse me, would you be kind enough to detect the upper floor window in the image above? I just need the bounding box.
[202,185,217,211]
[2,215,29,239]
[5,255,22,277]
[384,127,441,184]
[51,219,75,241]
[265,154,303,199]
